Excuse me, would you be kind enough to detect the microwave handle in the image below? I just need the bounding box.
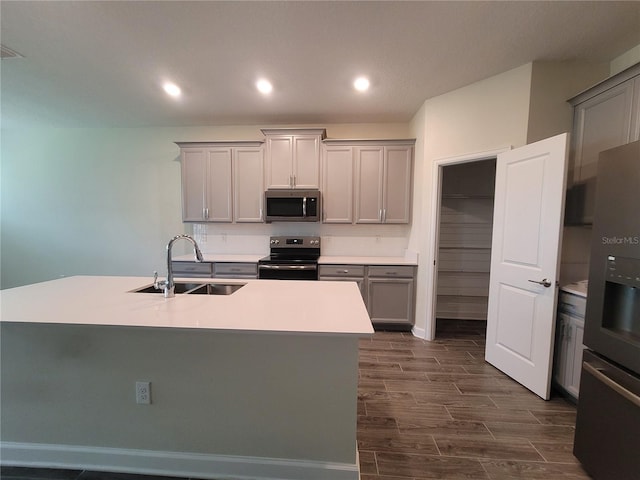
[303,197,307,217]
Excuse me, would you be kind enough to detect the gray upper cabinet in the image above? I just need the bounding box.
[567,64,640,224]
[180,146,233,222]
[262,128,326,189]
[322,145,354,223]
[322,139,414,225]
[355,143,413,224]
[177,142,264,223]
[233,147,264,223]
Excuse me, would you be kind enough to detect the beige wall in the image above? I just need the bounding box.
[409,64,533,337]
[527,61,609,144]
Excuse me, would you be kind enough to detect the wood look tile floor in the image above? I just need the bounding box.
[2,321,592,480]
[358,320,592,480]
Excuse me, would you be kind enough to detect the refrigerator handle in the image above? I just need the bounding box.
[583,361,640,408]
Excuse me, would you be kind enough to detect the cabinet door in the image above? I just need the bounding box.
[293,135,320,188]
[367,278,414,325]
[567,320,585,398]
[383,146,412,223]
[633,77,640,142]
[265,135,293,189]
[181,148,208,221]
[554,314,569,387]
[572,81,634,223]
[322,146,354,223]
[234,147,264,222]
[207,148,233,222]
[355,146,384,223]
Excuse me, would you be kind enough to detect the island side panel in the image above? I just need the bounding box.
[1,322,359,466]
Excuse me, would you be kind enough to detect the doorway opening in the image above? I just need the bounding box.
[430,155,498,339]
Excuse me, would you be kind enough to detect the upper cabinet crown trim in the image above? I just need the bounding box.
[323,138,416,146]
[569,62,640,105]
[175,141,264,148]
[260,128,327,138]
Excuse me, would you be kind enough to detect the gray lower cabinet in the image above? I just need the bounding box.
[318,265,366,298]
[213,262,258,279]
[553,291,587,400]
[367,266,415,326]
[320,264,416,327]
[171,261,214,278]
[170,261,258,279]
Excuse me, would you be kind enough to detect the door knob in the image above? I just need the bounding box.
[528,278,552,288]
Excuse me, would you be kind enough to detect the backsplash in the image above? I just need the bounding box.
[189,223,411,257]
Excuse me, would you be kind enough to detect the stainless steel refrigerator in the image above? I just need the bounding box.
[574,140,640,479]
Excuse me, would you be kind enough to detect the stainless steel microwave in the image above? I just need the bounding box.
[264,189,321,223]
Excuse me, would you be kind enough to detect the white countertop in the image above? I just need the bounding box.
[0,276,374,336]
[561,280,588,298]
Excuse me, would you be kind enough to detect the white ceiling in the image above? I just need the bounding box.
[1,1,639,129]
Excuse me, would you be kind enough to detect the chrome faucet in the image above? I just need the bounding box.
[154,234,204,298]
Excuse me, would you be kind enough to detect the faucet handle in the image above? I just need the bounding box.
[153,271,160,289]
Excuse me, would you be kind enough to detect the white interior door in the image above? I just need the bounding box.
[485,133,569,400]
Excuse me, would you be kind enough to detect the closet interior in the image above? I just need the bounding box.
[436,159,496,322]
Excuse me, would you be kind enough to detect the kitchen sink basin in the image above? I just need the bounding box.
[131,282,205,294]
[130,282,245,295]
[188,283,245,295]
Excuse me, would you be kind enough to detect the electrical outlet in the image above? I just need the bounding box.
[136,381,151,405]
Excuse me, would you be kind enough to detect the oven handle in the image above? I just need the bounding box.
[303,197,307,217]
[583,361,640,408]
[259,264,317,271]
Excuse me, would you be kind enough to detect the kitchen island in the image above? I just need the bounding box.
[0,276,373,480]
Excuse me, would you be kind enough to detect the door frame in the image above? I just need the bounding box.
[421,146,510,341]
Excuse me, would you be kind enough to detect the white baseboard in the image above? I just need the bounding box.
[0,442,360,480]
[411,324,427,339]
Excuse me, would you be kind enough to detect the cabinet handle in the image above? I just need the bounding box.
[342,269,349,273]
[259,208,263,220]
[379,209,382,221]
[383,209,387,222]
[293,175,296,188]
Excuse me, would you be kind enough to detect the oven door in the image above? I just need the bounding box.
[258,263,318,280]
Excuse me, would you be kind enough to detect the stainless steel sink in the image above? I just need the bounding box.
[131,282,204,294]
[131,282,245,295]
[188,283,245,295]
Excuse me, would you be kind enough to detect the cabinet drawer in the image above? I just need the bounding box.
[319,265,365,277]
[214,262,258,277]
[171,261,213,277]
[367,265,414,278]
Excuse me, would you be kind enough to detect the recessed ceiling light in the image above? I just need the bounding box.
[256,78,273,95]
[163,82,181,97]
[353,76,370,92]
